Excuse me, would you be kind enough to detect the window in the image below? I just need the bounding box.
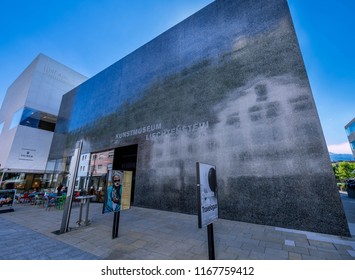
[20,107,57,132]
[346,122,355,136]
[97,165,102,171]
[351,141,355,151]
[9,107,57,132]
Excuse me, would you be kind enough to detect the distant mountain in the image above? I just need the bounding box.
[329,152,355,162]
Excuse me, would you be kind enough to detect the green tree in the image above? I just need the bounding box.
[332,163,340,181]
[337,162,355,180]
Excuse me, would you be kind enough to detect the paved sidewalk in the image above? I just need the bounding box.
[340,192,355,235]
[0,218,99,260]
[0,194,355,260]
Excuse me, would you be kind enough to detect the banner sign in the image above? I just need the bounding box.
[0,189,16,211]
[103,170,132,213]
[196,162,218,228]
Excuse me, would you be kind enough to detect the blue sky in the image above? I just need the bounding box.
[288,0,355,153]
[0,0,354,153]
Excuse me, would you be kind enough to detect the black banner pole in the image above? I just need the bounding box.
[112,212,116,239]
[112,211,120,239]
[207,223,215,260]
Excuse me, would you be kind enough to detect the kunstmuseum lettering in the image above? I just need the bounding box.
[115,123,162,140]
[114,121,209,143]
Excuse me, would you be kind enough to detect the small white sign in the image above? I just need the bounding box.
[19,148,35,161]
[196,162,218,228]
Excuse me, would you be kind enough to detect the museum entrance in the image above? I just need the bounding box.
[112,144,138,205]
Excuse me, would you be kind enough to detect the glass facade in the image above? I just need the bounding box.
[351,141,355,151]
[87,149,114,202]
[346,122,355,136]
[9,107,56,132]
[20,107,57,132]
[45,150,114,201]
[42,157,71,190]
[0,121,4,134]
[0,172,44,191]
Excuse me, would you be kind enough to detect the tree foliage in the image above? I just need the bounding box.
[332,162,355,181]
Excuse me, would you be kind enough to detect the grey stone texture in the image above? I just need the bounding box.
[50,0,349,235]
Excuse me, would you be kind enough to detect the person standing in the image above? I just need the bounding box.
[56,184,63,196]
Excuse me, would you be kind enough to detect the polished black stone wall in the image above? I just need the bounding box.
[50,0,350,236]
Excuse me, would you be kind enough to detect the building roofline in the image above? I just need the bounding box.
[345,117,355,129]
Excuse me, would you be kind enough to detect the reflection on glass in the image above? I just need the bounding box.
[45,160,56,172]
[20,107,57,132]
[1,172,36,191]
[9,107,57,132]
[346,123,355,136]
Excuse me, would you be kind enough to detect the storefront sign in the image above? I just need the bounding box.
[19,148,35,161]
[196,162,218,228]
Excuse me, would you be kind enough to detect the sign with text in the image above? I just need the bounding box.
[103,170,132,213]
[196,162,218,228]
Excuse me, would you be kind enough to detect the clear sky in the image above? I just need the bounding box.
[0,0,354,153]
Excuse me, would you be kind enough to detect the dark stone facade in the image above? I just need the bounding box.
[50,0,350,236]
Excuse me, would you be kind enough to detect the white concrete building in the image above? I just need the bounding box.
[0,54,86,190]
